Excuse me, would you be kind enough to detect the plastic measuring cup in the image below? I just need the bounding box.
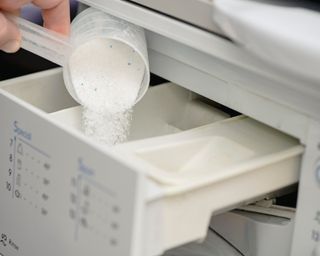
[12,7,150,106]
[66,8,150,106]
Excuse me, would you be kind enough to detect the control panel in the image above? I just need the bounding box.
[6,129,51,218]
[291,123,320,256]
[0,93,143,256]
[68,169,122,245]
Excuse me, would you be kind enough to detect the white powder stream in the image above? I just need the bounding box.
[69,38,145,145]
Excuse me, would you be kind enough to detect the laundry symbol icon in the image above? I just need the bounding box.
[17,159,22,170]
[0,233,7,247]
[44,163,50,170]
[315,211,320,224]
[16,174,21,187]
[17,143,23,156]
[15,189,21,199]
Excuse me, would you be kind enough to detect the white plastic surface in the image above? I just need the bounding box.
[213,0,320,81]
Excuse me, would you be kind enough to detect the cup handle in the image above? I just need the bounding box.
[7,13,72,66]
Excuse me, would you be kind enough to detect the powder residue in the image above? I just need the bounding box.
[69,38,145,145]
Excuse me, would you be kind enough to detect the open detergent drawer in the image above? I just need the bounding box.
[117,115,303,254]
[0,68,303,256]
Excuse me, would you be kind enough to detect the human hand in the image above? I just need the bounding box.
[0,0,70,53]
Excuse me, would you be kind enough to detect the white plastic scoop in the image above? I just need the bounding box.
[10,15,73,66]
[8,9,150,108]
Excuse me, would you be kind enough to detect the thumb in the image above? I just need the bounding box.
[0,12,21,53]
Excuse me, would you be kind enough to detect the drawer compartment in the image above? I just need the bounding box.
[49,82,229,141]
[122,116,302,253]
[0,68,303,256]
[119,116,302,185]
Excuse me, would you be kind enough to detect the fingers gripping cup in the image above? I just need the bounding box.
[14,7,150,145]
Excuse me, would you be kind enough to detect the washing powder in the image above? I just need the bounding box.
[69,38,145,145]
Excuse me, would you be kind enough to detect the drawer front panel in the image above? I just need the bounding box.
[0,92,143,256]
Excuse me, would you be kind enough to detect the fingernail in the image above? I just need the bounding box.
[1,40,20,53]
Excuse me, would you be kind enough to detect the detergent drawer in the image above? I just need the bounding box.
[0,68,303,256]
